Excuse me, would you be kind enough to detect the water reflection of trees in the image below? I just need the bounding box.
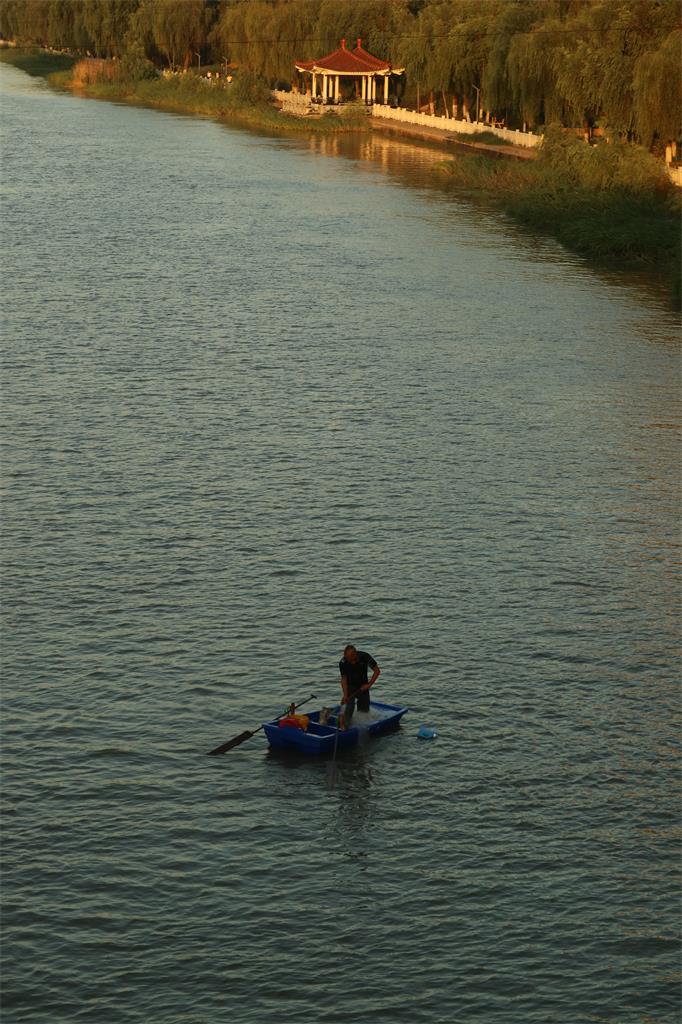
[306,131,451,190]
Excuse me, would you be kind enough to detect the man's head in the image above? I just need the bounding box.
[343,644,358,664]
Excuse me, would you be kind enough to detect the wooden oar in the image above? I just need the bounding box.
[206,693,316,756]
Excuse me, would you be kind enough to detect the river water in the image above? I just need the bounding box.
[1,64,680,1024]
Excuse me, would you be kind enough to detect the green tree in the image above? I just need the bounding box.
[81,0,138,58]
[137,0,208,70]
[633,27,682,145]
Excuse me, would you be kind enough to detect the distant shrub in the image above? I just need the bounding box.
[436,155,535,192]
[538,125,672,197]
[437,130,680,297]
[71,59,116,87]
[229,72,271,106]
[119,47,157,83]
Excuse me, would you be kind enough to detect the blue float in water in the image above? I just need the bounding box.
[418,725,437,739]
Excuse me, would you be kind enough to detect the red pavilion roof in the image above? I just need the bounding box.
[296,38,400,75]
[353,42,391,71]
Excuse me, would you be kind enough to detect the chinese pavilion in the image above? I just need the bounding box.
[295,38,404,105]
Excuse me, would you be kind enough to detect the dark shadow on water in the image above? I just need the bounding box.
[264,729,395,848]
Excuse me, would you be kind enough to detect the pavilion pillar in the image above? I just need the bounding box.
[361,76,366,102]
[322,74,327,102]
[335,75,339,102]
[311,72,316,98]
[383,75,389,104]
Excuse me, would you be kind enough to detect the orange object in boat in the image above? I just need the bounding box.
[278,714,310,731]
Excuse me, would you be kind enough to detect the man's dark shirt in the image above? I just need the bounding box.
[339,651,377,692]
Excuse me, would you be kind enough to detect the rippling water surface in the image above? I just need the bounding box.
[1,64,680,1024]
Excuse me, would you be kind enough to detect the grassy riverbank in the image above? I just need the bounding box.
[0,46,75,78]
[76,76,368,134]
[437,129,681,306]
[0,48,367,135]
[454,130,514,148]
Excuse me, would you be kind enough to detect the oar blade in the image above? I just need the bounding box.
[207,730,254,756]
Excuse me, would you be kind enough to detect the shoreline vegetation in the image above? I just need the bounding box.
[436,133,680,299]
[2,47,680,307]
[0,48,370,135]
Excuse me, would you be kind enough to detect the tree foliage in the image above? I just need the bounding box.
[1,0,679,144]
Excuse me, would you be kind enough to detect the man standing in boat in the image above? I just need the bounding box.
[339,644,380,723]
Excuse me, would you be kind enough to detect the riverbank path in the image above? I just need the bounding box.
[371,115,538,160]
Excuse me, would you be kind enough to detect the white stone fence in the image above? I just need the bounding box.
[273,90,681,183]
[273,89,313,114]
[371,103,542,148]
[272,91,541,143]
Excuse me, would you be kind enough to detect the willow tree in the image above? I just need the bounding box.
[549,0,681,140]
[316,0,356,55]
[210,0,316,83]
[237,2,286,80]
[481,0,538,117]
[271,0,323,84]
[209,0,246,68]
[45,0,84,53]
[357,0,412,69]
[571,1,640,136]
[136,0,208,70]
[0,0,53,47]
[212,0,412,90]
[633,28,682,145]
[393,5,430,111]
[80,0,139,58]
[506,26,555,127]
[415,0,455,112]
[438,0,497,120]
[300,0,402,63]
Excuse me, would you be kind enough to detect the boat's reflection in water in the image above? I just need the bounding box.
[265,733,378,871]
[264,734,375,787]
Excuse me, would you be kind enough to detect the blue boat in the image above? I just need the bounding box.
[263,700,408,755]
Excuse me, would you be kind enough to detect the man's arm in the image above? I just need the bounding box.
[340,674,350,702]
[363,663,381,691]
